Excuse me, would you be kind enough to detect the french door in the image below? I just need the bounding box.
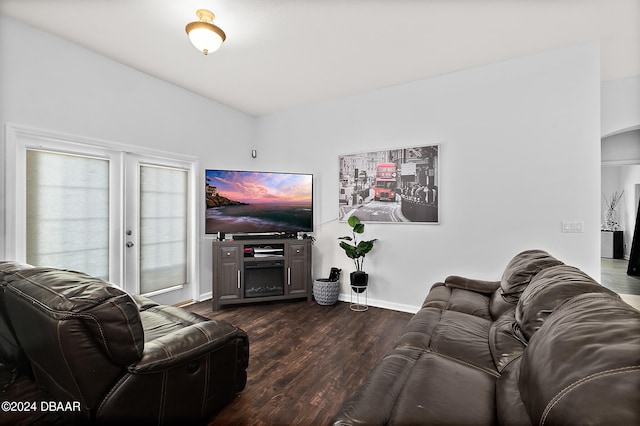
[123,155,194,304]
[6,125,198,305]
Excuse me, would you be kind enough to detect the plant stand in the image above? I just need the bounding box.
[350,285,368,311]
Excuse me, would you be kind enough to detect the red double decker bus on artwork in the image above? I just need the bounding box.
[373,162,397,201]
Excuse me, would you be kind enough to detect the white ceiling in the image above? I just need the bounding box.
[1,0,638,116]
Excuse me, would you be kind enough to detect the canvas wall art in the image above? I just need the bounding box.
[339,144,439,223]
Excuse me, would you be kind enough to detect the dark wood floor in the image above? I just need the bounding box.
[184,300,413,426]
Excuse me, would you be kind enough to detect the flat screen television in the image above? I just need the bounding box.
[205,169,313,236]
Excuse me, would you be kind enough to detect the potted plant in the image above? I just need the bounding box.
[338,215,377,293]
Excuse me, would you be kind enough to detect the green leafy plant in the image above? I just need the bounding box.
[338,216,377,271]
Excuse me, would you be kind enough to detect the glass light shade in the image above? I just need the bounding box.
[186,21,226,55]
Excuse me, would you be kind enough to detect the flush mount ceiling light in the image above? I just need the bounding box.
[185,9,226,55]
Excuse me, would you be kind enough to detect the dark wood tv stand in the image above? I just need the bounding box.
[211,238,312,310]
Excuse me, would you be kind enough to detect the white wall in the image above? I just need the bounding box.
[257,43,602,312]
[601,76,640,138]
[601,129,640,163]
[0,17,256,299]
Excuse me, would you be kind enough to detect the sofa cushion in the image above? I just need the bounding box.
[423,282,492,319]
[515,265,618,341]
[396,307,496,374]
[518,293,640,425]
[490,250,563,319]
[333,347,499,426]
[389,350,498,425]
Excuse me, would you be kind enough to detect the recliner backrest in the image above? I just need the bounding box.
[2,265,144,412]
[489,249,563,319]
[515,264,618,340]
[518,293,640,425]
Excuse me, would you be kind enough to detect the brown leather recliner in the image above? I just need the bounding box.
[0,261,249,425]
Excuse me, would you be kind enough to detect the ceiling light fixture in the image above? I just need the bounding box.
[185,9,226,55]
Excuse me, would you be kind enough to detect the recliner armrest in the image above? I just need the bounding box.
[130,321,248,373]
[444,276,500,294]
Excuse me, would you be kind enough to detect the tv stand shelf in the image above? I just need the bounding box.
[212,238,312,310]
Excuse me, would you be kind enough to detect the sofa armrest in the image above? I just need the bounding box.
[444,276,500,294]
[129,321,248,373]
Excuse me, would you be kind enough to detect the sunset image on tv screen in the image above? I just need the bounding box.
[205,170,313,234]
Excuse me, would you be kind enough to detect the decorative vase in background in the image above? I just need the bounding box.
[603,207,618,231]
[602,190,624,231]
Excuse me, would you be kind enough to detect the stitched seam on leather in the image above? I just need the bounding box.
[5,285,75,319]
[147,306,203,327]
[193,322,214,342]
[28,356,87,409]
[110,299,143,358]
[136,329,238,371]
[160,341,173,361]
[13,269,118,306]
[96,373,130,414]
[13,269,128,306]
[539,366,640,426]
[499,353,523,371]
[14,270,72,302]
[56,321,89,408]
[383,351,420,424]
[77,314,113,359]
[396,346,500,378]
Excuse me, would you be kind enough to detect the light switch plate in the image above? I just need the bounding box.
[562,221,584,233]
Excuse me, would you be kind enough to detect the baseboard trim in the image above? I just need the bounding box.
[337,293,420,314]
[197,291,420,313]
[198,291,213,302]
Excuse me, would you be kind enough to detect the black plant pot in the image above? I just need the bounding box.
[350,271,368,293]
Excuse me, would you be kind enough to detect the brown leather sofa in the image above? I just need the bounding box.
[0,261,249,425]
[333,250,640,425]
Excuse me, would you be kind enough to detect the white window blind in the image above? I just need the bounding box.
[139,164,188,294]
[26,149,110,279]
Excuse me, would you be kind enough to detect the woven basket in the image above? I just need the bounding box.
[313,279,340,305]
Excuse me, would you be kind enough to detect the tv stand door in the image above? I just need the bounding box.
[287,242,310,296]
[214,244,242,309]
